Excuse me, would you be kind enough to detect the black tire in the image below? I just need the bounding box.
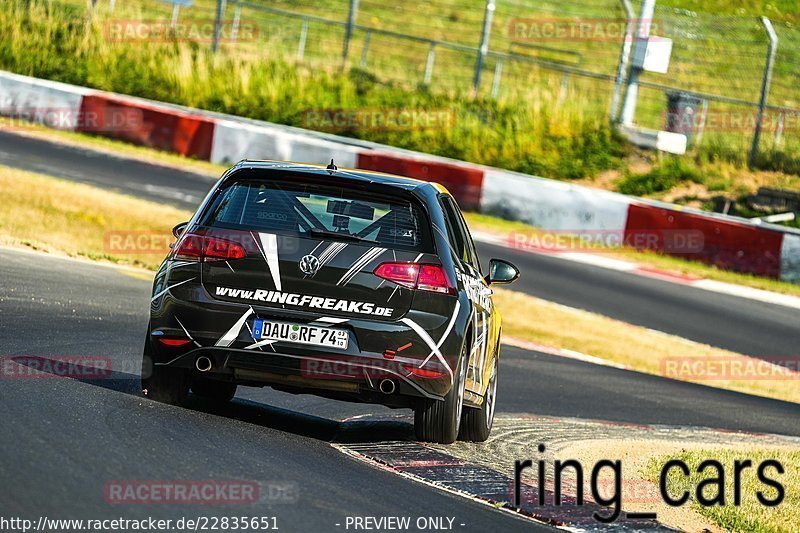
[458,353,498,442]
[414,342,468,444]
[140,332,190,405]
[191,376,237,402]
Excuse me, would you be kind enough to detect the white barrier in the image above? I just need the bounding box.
[480,169,632,232]
[210,120,359,168]
[0,71,89,130]
[780,233,800,282]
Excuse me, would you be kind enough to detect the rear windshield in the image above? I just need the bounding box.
[199,178,433,252]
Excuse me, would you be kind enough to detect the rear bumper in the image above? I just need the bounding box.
[149,285,468,403]
[152,345,445,402]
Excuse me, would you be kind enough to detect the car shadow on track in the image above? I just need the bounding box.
[12,356,416,444]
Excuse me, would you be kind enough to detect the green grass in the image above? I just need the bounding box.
[1,0,799,244]
[645,449,800,533]
[0,0,628,181]
[617,157,710,196]
[4,0,800,184]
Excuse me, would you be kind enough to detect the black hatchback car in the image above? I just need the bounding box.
[142,160,519,443]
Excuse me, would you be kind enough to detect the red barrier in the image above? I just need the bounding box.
[625,203,784,278]
[77,94,215,160]
[357,152,484,210]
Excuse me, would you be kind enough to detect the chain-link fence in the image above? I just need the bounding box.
[66,0,800,170]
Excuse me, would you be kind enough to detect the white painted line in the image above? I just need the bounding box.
[501,336,630,371]
[691,279,800,310]
[472,232,800,310]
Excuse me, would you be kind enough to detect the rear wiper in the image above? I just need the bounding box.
[308,228,374,243]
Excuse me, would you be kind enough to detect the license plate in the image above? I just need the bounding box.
[253,319,349,350]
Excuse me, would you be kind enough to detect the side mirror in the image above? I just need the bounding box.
[486,259,520,285]
[172,222,189,240]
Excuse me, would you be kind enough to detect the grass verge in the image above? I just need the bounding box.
[2,162,797,405]
[492,287,800,404]
[5,0,800,198]
[645,449,800,533]
[0,165,191,271]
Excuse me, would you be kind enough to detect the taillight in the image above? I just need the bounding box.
[373,262,454,295]
[173,233,246,262]
[417,265,451,294]
[158,337,192,347]
[374,263,418,288]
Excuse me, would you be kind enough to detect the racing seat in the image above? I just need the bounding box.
[240,191,299,232]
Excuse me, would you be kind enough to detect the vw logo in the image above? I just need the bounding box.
[299,254,321,276]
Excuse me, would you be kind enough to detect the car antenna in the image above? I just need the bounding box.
[326,159,337,173]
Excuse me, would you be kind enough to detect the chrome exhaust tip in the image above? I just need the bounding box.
[195,356,213,372]
[378,379,396,395]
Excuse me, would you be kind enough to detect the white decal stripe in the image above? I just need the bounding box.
[244,339,276,350]
[174,316,201,347]
[401,317,454,383]
[337,249,375,285]
[150,277,195,302]
[307,317,350,327]
[215,308,254,347]
[316,242,336,263]
[337,247,385,286]
[309,241,325,255]
[319,242,347,266]
[258,232,282,291]
[324,242,348,265]
[417,300,461,369]
[413,253,423,263]
[315,317,349,324]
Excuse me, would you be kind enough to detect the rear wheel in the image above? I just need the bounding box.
[191,377,237,402]
[414,342,468,444]
[140,332,190,405]
[458,354,498,442]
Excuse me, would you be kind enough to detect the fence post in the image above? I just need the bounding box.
[775,111,785,146]
[360,31,372,68]
[212,0,227,53]
[491,58,503,98]
[473,0,496,92]
[342,0,360,63]
[231,3,241,42]
[423,43,436,85]
[619,0,656,125]
[170,4,181,30]
[610,0,634,122]
[749,16,778,168]
[297,19,309,61]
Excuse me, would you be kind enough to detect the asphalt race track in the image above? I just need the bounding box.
[1,131,800,530]
[0,249,549,531]
[1,131,797,358]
